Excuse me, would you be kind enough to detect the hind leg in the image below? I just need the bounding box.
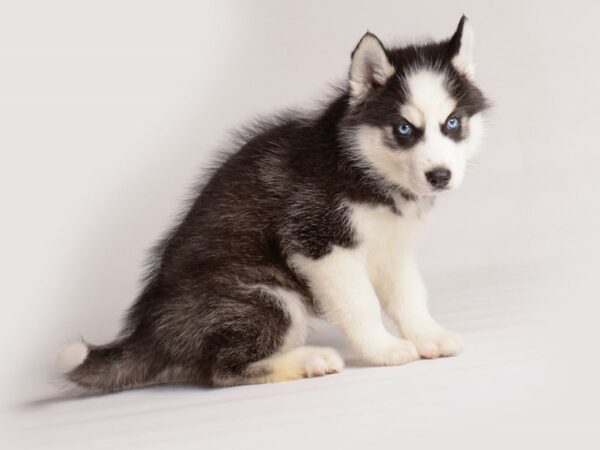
[156,283,344,387]
[214,345,345,387]
[209,286,344,386]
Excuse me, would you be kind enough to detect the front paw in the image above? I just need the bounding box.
[365,338,420,366]
[408,329,464,359]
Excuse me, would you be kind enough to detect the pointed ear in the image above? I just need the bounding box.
[349,32,395,101]
[448,15,475,78]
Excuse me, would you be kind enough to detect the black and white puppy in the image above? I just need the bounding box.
[59,17,489,391]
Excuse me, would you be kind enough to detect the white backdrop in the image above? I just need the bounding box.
[2,0,600,447]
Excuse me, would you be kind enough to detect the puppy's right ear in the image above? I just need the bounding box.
[349,32,395,102]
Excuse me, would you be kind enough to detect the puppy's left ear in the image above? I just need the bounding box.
[349,32,395,102]
[447,15,475,78]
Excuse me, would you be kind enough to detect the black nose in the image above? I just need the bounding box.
[425,168,452,189]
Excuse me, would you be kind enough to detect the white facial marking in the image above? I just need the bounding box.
[466,112,485,158]
[352,125,414,189]
[403,70,462,192]
[400,104,424,129]
[349,68,484,196]
[403,70,456,127]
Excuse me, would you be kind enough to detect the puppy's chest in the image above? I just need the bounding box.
[349,201,423,265]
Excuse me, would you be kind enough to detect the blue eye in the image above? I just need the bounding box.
[397,123,413,136]
[446,117,460,129]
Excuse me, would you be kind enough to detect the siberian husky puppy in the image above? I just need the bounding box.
[59,16,489,391]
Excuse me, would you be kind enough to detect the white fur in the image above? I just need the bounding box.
[215,345,344,386]
[350,201,462,358]
[57,340,88,374]
[252,346,344,382]
[291,199,463,363]
[351,125,419,192]
[452,18,476,78]
[403,70,465,191]
[465,112,485,158]
[401,71,456,129]
[290,205,422,366]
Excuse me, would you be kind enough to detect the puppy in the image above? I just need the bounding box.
[58,16,489,391]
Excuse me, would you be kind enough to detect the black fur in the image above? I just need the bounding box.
[67,18,489,391]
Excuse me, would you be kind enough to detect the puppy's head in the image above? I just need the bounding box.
[343,16,489,197]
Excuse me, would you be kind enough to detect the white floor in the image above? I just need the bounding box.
[9,255,600,449]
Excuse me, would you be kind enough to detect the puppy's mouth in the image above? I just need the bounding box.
[394,185,418,201]
[403,177,443,198]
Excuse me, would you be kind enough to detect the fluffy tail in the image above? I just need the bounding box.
[57,337,163,393]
